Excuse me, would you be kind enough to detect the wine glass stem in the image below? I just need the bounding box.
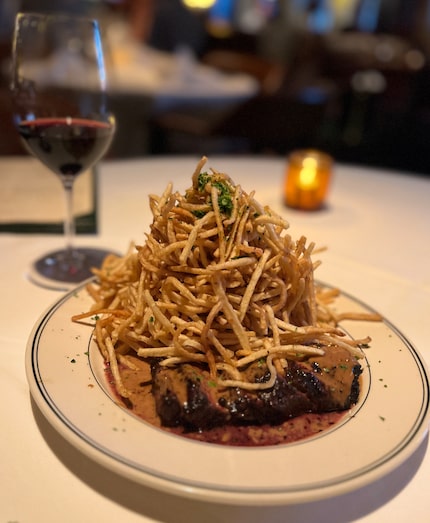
[62,176,76,262]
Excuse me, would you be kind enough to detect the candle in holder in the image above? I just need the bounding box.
[284,150,333,210]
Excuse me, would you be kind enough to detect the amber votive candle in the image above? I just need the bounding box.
[284,150,333,210]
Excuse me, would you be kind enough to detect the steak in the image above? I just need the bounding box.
[152,346,362,432]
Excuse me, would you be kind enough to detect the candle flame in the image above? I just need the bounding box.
[299,158,319,189]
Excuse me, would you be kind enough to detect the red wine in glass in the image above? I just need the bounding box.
[18,117,115,177]
[11,12,117,290]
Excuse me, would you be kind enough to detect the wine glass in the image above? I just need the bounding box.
[10,12,116,290]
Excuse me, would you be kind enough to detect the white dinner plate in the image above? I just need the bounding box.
[26,281,430,505]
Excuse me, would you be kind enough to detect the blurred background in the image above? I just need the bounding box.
[2,0,430,175]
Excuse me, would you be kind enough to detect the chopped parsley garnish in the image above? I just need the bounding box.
[192,210,207,218]
[197,171,234,216]
[212,180,233,215]
[197,171,211,192]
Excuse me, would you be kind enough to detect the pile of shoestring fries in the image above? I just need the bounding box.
[73,157,381,397]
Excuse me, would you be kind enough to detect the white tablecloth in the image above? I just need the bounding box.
[111,45,259,111]
[26,39,258,110]
[1,156,429,522]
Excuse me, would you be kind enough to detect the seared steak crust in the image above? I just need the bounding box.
[152,346,362,431]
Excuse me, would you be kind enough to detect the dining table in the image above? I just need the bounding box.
[106,21,260,110]
[107,34,260,157]
[1,154,429,522]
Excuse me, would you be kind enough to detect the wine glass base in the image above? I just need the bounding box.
[28,247,118,291]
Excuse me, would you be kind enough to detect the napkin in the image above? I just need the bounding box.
[0,157,97,233]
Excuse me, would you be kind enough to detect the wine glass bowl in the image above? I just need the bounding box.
[11,12,116,289]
